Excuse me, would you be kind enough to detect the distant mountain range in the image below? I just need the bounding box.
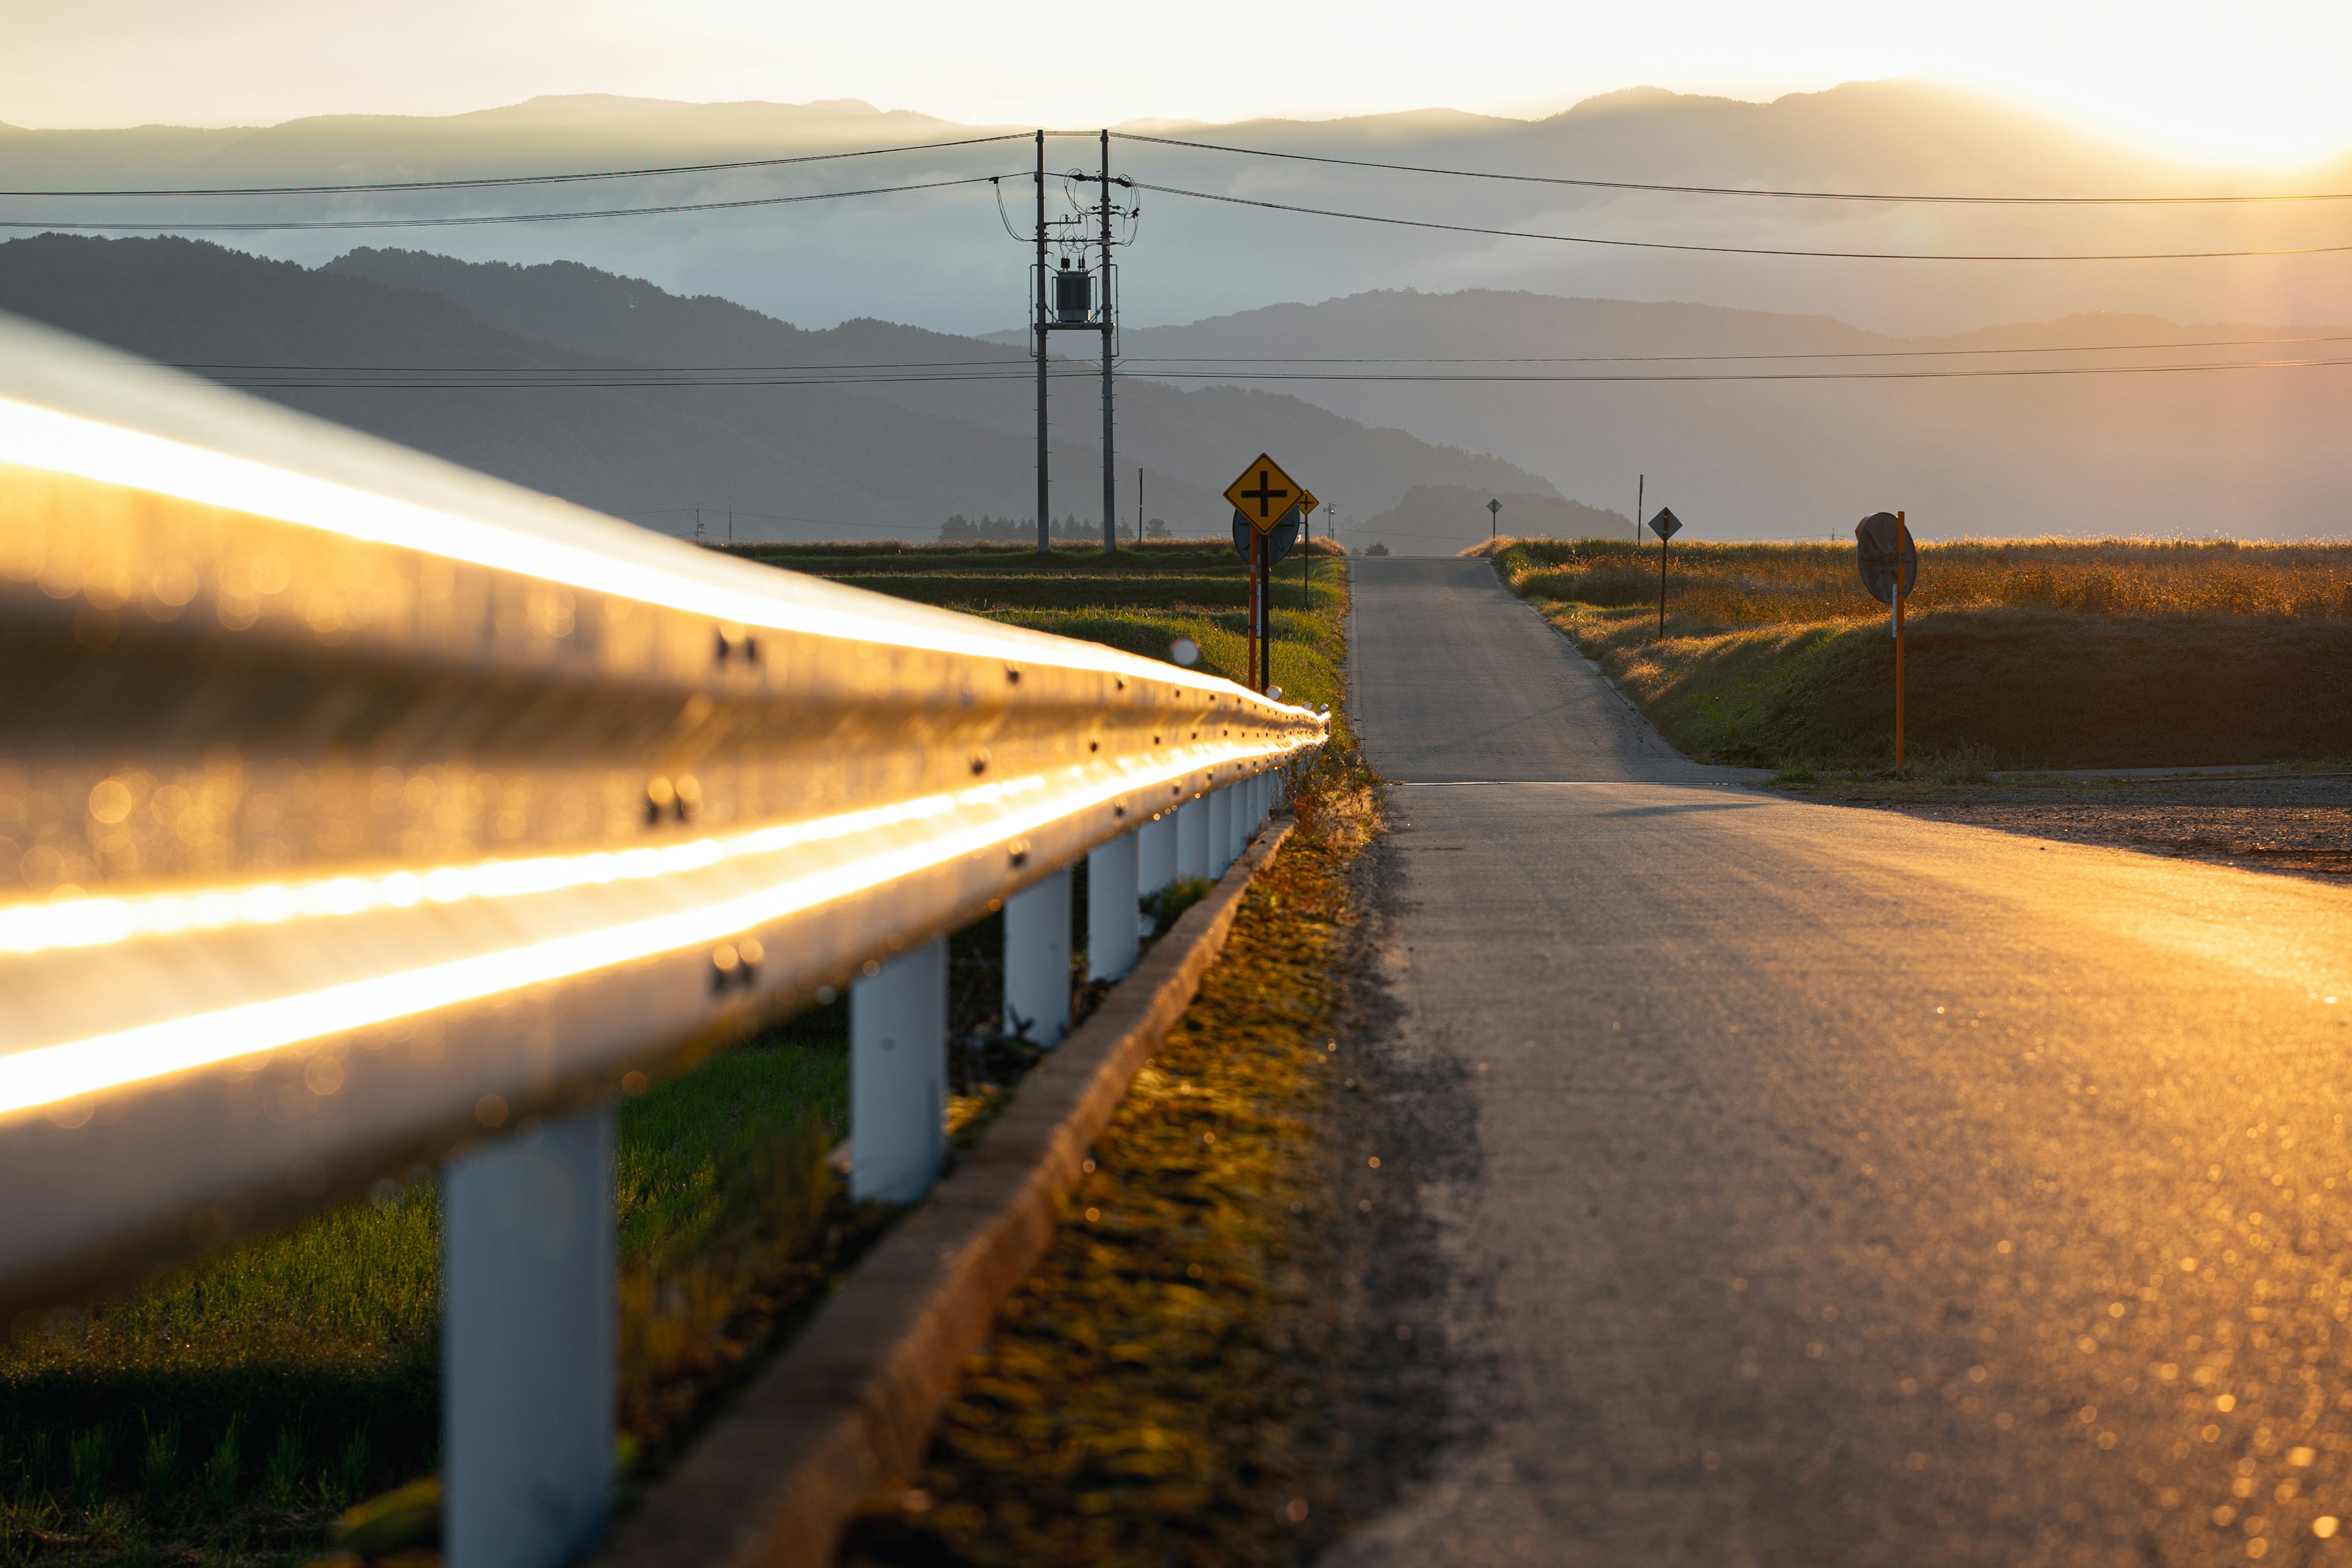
[0,235,1548,540]
[2,85,2345,340]
[1360,488,1632,554]
[1121,290,2352,547]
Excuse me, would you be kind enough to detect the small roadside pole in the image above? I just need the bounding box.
[1634,474,1643,548]
[1855,510,1920,769]
[1292,484,1319,626]
[1489,496,1502,541]
[1648,506,1683,639]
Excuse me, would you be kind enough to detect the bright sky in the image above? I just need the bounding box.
[5,0,2349,165]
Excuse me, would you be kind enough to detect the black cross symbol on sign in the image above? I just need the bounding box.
[1240,469,1292,519]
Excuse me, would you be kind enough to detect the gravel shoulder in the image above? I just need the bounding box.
[1781,772,2352,882]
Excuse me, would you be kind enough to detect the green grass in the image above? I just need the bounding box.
[745,537,1353,751]
[0,1023,846,1567]
[1479,537,2352,771]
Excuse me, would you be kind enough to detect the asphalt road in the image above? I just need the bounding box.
[1327,558,2352,1568]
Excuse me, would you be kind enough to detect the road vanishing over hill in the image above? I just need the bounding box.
[1329,558,2352,1567]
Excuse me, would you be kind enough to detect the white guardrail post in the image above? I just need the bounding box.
[1176,796,1211,881]
[1003,869,1072,1047]
[1137,810,1177,898]
[0,312,1325,1568]
[851,940,949,1203]
[1087,831,1141,982]
[444,1106,617,1567]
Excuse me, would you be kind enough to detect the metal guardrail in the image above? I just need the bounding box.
[0,308,1322,1428]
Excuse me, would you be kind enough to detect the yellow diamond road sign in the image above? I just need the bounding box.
[1295,486,1320,518]
[1224,453,1305,533]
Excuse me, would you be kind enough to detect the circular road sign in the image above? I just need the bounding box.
[1855,511,1919,605]
[1232,507,1302,566]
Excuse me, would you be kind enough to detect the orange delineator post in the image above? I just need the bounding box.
[1247,529,1261,690]
[1895,509,1908,771]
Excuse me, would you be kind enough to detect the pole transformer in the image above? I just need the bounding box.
[1033,131,1048,555]
[1099,130,1115,555]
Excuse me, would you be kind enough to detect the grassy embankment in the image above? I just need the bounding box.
[838,590,1379,1568]
[1477,536,2352,774]
[1,538,1348,1568]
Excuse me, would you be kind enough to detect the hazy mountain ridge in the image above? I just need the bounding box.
[4,84,2343,339]
[1362,488,1632,552]
[1122,288,2352,548]
[0,235,1549,538]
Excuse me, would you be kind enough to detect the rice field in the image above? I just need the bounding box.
[1481,537,2352,628]
[1474,536,2352,771]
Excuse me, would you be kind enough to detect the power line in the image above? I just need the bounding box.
[203,368,1096,388]
[159,331,2352,379]
[1115,130,2352,207]
[195,355,2352,388]
[1133,179,2352,263]
[168,356,1028,373]
[1147,356,2352,382]
[0,174,1011,232]
[0,135,1029,198]
[1124,331,2352,364]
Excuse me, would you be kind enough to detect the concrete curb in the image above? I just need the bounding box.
[594,820,1298,1568]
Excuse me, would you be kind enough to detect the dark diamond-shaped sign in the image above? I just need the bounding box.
[1648,507,1683,541]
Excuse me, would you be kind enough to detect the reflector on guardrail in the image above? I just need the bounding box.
[0,310,1324,1315]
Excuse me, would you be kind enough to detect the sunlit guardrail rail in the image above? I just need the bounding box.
[0,311,1323,1564]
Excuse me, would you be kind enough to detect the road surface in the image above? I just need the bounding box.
[1328,557,2352,1567]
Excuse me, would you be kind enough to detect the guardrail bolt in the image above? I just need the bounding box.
[709,938,763,993]
[713,623,763,666]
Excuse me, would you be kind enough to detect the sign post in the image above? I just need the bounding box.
[1854,510,1920,769]
[1488,496,1501,541]
[1224,453,1310,693]
[1648,506,1683,639]
[1292,486,1319,619]
[1250,526,1264,690]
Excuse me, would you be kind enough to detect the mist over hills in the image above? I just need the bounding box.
[1121,290,2352,548]
[0,235,1544,538]
[3,84,2345,341]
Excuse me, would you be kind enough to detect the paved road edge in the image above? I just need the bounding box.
[593,820,1298,1568]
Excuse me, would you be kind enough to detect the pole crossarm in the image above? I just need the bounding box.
[0,312,1325,1315]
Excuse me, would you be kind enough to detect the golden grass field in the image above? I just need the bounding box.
[1481,536,2352,626]
[1475,536,2352,772]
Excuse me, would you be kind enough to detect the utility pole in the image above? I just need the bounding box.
[1034,131,1049,555]
[1136,465,1144,543]
[1099,130,1115,555]
[1635,474,1643,548]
